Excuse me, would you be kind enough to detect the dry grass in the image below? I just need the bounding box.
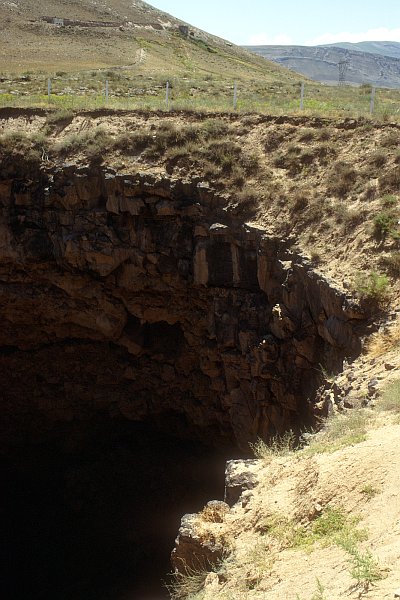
[166,567,209,600]
[327,161,357,197]
[303,410,370,456]
[250,431,296,461]
[364,319,400,357]
[368,150,387,168]
[55,127,112,161]
[200,503,230,524]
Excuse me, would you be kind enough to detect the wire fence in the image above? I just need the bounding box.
[1,74,400,119]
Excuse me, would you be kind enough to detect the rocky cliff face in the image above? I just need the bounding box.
[0,163,364,451]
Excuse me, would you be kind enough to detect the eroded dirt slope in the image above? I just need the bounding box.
[192,413,400,600]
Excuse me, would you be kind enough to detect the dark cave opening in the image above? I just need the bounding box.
[0,164,365,600]
[0,418,232,600]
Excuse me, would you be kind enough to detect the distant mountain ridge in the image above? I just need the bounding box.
[244,42,400,87]
[323,41,400,60]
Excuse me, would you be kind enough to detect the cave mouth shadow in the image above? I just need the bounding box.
[0,417,232,600]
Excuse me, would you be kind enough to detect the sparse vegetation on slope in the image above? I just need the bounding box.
[180,395,400,599]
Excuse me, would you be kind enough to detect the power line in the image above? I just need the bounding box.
[338,59,350,86]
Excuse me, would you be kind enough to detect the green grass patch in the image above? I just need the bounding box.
[377,379,400,412]
[360,484,379,499]
[260,507,382,588]
[259,506,367,552]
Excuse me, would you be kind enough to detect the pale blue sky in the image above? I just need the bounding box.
[150,0,400,45]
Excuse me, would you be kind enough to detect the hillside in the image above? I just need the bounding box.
[0,0,295,86]
[244,43,400,87]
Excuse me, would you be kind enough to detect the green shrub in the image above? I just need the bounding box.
[317,129,331,142]
[259,506,367,553]
[203,140,241,174]
[264,129,287,152]
[310,250,322,264]
[304,200,329,224]
[46,109,74,127]
[361,183,377,201]
[312,507,349,539]
[230,187,261,216]
[309,508,380,588]
[380,194,397,207]
[373,211,398,239]
[354,271,390,303]
[240,152,261,175]
[273,144,320,175]
[115,122,203,159]
[290,191,309,213]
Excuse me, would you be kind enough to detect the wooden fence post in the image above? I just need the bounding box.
[300,82,305,110]
[166,81,170,110]
[370,86,376,115]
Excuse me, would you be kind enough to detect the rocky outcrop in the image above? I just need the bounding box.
[0,164,365,450]
[171,501,230,573]
[172,460,262,573]
[224,459,259,506]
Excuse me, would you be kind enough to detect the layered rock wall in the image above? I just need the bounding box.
[0,165,364,449]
